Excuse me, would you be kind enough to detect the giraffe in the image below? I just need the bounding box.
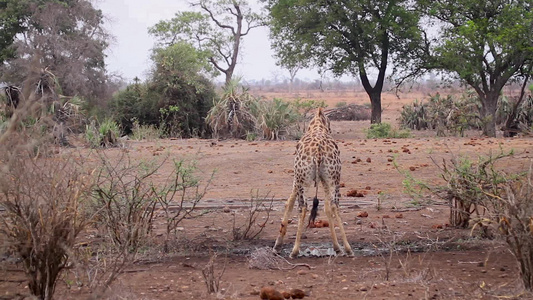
[273,107,353,258]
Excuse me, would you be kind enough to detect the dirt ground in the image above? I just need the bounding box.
[2,89,533,299]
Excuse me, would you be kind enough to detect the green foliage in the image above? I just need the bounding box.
[335,101,347,108]
[419,0,533,136]
[439,150,519,228]
[366,123,410,139]
[151,158,213,251]
[401,90,533,136]
[85,119,121,148]
[254,98,300,140]
[399,92,481,136]
[131,119,162,141]
[206,81,304,140]
[491,165,533,290]
[109,43,217,138]
[1,0,110,103]
[399,99,429,131]
[268,0,423,122]
[0,0,30,64]
[206,81,257,139]
[150,0,265,84]
[0,110,8,134]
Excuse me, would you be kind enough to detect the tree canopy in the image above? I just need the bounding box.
[0,0,30,64]
[267,0,423,123]
[0,0,110,102]
[418,0,533,136]
[110,42,217,138]
[150,0,265,86]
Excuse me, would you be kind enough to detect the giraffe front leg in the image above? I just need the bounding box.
[290,205,307,259]
[273,191,297,254]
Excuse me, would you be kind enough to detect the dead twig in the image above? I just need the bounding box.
[248,247,315,270]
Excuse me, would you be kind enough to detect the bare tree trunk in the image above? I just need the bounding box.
[503,72,531,137]
[480,92,499,137]
[369,91,382,124]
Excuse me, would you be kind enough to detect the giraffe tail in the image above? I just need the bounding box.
[308,196,319,228]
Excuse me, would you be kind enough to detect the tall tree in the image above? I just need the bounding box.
[267,0,422,123]
[1,0,110,102]
[149,0,265,86]
[418,0,533,137]
[0,0,30,64]
[110,42,216,138]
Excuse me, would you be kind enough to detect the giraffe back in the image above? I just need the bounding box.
[294,108,340,185]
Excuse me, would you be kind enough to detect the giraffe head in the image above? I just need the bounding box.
[308,107,331,133]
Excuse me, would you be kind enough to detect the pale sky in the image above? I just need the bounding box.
[95,0,322,84]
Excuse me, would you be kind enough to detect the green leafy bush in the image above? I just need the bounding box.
[85,119,121,148]
[335,101,347,108]
[366,122,410,139]
[109,42,217,138]
[399,92,480,136]
[206,81,257,139]
[131,118,162,141]
[255,98,300,140]
[207,81,302,140]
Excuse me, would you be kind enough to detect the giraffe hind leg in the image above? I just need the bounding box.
[323,185,342,254]
[332,204,354,256]
[290,187,307,258]
[273,187,297,254]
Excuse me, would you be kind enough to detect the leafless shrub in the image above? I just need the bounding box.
[231,191,274,241]
[77,152,160,294]
[487,162,533,291]
[202,252,227,294]
[326,104,371,121]
[248,247,312,270]
[436,150,515,229]
[0,147,94,300]
[152,159,214,252]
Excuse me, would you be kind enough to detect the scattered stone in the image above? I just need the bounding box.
[366,157,372,163]
[395,213,404,219]
[281,291,291,299]
[260,287,284,300]
[223,206,231,213]
[357,211,369,218]
[290,288,306,299]
[347,189,366,197]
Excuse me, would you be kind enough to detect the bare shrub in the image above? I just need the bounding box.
[0,67,94,299]
[0,149,94,300]
[202,252,227,294]
[231,191,274,241]
[248,247,312,270]
[488,163,533,291]
[326,103,371,121]
[152,159,213,252]
[78,152,160,294]
[436,151,514,228]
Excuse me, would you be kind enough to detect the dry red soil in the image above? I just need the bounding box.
[2,90,533,299]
